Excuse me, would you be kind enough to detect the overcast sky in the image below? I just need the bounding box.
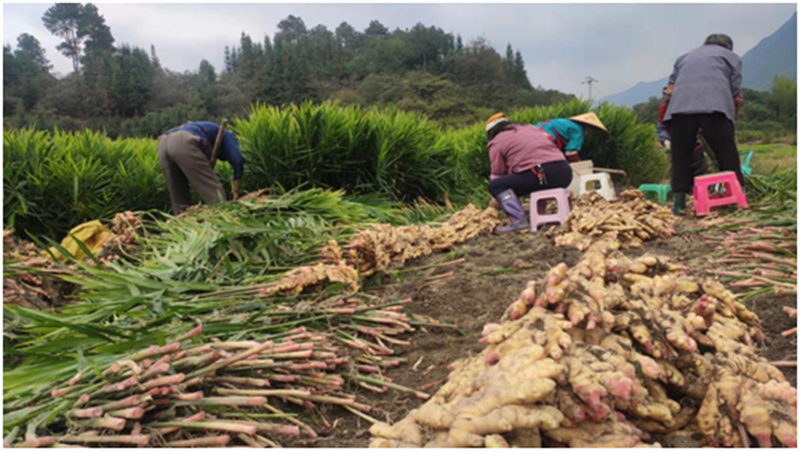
[3,3,796,97]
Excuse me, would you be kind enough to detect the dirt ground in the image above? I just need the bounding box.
[287,232,582,447]
[286,220,797,448]
[745,293,797,386]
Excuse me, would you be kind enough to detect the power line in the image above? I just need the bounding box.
[582,76,599,102]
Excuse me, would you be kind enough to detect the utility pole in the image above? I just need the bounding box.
[582,76,598,102]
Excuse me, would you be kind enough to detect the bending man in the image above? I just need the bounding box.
[158,121,245,215]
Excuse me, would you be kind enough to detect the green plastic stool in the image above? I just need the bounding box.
[639,184,671,202]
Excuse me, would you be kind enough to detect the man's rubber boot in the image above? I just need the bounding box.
[673,192,687,216]
[495,189,530,234]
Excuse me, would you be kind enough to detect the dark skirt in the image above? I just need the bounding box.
[669,113,743,194]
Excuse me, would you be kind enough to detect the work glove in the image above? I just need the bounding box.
[664,140,671,151]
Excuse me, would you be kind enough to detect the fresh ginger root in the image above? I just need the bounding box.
[554,191,678,250]
[503,282,538,321]
[509,427,541,447]
[370,416,423,447]
[484,434,508,448]
[547,417,650,448]
[696,357,796,448]
[739,391,773,448]
[347,205,501,276]
[371,238,795,448]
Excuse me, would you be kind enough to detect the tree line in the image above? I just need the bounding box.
[3,3,575,137]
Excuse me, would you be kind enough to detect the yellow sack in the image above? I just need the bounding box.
[49,220,112,261]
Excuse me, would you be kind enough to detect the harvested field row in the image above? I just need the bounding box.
[4,189,796,448]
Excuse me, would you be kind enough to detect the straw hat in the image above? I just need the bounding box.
[485,112,508,132]
[569,112,608,133]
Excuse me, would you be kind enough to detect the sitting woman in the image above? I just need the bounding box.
[535,112,608,162]
[486,113,573,234]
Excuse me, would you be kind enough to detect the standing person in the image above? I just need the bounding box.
[657,87,672,149]
[535,112,609,162]
[157,121,245,215]
[486,113,573,234]
[664,33,744,215]
[658,86,708,177]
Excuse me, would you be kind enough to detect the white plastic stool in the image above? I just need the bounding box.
[579,173,616,200]
[529,189,571,232]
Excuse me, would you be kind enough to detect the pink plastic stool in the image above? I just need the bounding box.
[529,188,571,231]
[693,171,748,217]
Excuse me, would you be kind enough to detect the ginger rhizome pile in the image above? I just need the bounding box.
[255,263,360,298]
[369,240,796,448]
[261,206,501,297]
[95,211,144,263]
[554,190,678,251]
[327,205,501,276]
[3,230,72,310]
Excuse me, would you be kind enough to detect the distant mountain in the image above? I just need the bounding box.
[601,12,797,107]
[741,12,797,91]
[599,77,668,108]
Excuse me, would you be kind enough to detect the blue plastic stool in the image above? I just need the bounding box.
[639,184,671,202]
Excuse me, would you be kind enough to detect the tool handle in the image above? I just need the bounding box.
[593,167,627,176]
[210,119,229,169]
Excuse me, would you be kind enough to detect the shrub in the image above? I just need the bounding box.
[737,129,764,144]
[3,128,172,238]
[5,100,668,238]
[235,101,462,203]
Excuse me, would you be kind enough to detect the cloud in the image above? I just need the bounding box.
[4,3,796,95]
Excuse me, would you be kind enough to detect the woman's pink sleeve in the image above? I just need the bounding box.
[488,143,507,177]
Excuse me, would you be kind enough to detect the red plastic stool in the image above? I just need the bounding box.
[693,171,748,216]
